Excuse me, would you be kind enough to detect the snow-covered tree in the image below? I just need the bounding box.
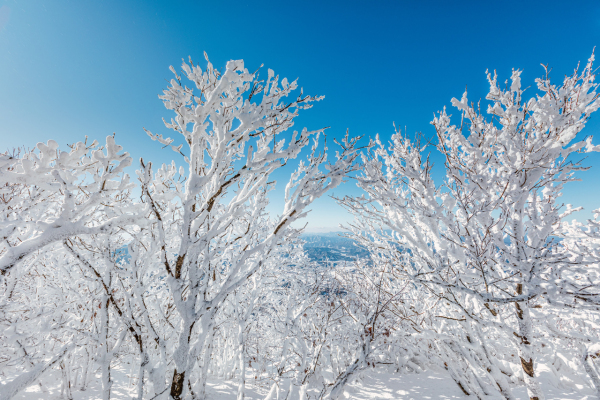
[6,51,600,400]
[0,54,359,400]
[339,54,600,400]
[136,54,360,399]
[0,136,142,281]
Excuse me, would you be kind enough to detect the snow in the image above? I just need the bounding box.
[4,52,600,400]
[10,366,599,400]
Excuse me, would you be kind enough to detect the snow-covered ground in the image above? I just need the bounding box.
[12,366,598,399]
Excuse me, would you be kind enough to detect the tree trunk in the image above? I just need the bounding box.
[60,359,73,400]
[236,316,246,400]
[582,348,600,399]
[79,349,89,391]
[190,325,216,400]
[136,353,147,400]
[170,314,197,400]
[515,284,544,400]
[100,296,112,400]
[170,370,186,400]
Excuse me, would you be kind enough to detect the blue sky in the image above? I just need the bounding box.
[1,0,600,231]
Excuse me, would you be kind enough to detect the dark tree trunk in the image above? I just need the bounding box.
[170,369,186,400]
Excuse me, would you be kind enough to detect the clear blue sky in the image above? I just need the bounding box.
[1,0,600,231]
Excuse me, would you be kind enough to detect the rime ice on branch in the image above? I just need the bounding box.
[0,136,142,280]
[339,54,600,400]
[4,53,600,400]
[132,54,360,399]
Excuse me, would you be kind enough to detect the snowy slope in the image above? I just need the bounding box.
[12,366,598,399]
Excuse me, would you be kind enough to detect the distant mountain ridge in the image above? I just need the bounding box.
[301,232,370,262]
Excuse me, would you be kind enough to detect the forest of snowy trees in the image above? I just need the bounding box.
[2,53,600,400]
